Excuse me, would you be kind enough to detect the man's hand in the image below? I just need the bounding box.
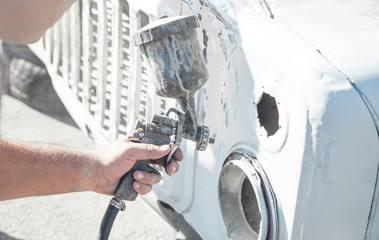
[92,137,183,196]
[0,138,183,201]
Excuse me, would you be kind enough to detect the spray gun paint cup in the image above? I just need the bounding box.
[133,15,208,98]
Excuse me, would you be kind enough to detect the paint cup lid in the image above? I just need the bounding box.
[133,15,199,46]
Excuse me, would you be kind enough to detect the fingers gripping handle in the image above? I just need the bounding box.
[113,110,183,201]
[114,160,159,201]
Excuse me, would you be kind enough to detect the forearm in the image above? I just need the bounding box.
[0,0,76,44]
[0,139,99,200]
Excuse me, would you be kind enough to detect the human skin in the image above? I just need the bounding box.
[0,137,183,200]
[0,0,76,44]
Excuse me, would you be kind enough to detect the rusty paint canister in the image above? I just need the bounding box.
[133,15,208,99]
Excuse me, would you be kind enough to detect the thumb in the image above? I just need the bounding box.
[127,143,170,160]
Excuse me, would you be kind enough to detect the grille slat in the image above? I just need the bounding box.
[95,0,108,131]
[108,0,123,140]
[69,1,80,97]
[82,0,93,116]
[89,0,99,116]
[124,11,145,134]
[61,12,70,84]
[53,22,62,76]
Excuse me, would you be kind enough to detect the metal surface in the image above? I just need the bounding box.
[134,15,207,99]
[110,198,126,211]
[133,15,200,46]
[131,108,184,167]
[195,125,211,151]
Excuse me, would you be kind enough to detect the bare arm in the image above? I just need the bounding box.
[0,0,76,44]
[0,138,182,200]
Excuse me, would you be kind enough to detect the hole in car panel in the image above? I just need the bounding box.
[257,92,279,137]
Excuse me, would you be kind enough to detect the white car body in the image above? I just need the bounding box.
[30,0,379,239]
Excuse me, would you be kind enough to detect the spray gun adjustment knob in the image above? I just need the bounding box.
[196,125,213,151]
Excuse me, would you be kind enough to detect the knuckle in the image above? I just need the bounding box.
[146,144,156,156]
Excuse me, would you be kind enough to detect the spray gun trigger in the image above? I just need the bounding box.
[165,108,185,172]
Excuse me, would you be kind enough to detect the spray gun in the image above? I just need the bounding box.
[98,15,214,240]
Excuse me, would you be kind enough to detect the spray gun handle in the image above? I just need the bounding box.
[112,110,184,201]
[113,159,158,201]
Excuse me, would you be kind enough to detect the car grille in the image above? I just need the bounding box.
[37,0,166,142]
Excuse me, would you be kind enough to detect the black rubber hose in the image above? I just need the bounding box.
[98,201,120,240]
